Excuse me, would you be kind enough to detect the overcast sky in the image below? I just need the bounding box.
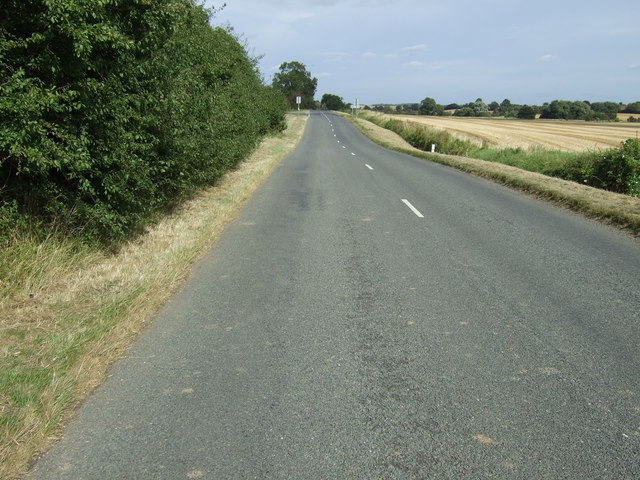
[208,0,639,106]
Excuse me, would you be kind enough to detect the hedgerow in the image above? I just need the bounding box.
[0,0,288,246]
[363,113,640,198]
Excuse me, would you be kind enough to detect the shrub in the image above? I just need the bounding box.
[0,0,288,245]
[589,139,640,196]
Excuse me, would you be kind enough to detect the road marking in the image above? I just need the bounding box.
[342,145,346,149]
[365,164,373,170]
[351,152,356,156]
[402,199,424,218]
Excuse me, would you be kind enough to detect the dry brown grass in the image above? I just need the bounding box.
[0,113,308,479]
[618,113,637,122]
[347,114,640,235]
[394,115,640,152]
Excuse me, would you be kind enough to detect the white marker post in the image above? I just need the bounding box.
[296,95,301,111]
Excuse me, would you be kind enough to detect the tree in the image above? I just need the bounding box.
[453,107,473,117]
[517,105,536,119]
[271,61,317,109]
[540,100,590,120]
[591,102,619,120]
[471,98,489,116]
[419,97,444,116]
[623,101,640,114]
[321,93,346,111]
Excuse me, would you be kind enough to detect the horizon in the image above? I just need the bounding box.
[210,0,639,106]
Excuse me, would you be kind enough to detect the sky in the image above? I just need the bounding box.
[206,0,639,106]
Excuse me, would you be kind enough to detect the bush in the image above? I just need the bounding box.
[511,139,640,197]
[589,139,640,196]
[0,0,287,245]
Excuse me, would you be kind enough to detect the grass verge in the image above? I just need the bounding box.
[0,113,308,479]
[343,112,640,236]
[358,112,640,198]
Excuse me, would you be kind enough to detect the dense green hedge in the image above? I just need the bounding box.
[1,0,288,245]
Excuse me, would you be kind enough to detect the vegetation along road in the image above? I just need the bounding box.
[394,114,640,152]
[29,112,639,479]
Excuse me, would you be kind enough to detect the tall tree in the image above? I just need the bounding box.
[271,61,317,109]
[623,101,640,114]
[517,105,536,119]
[321,93,346,111]
[419,97,443,116]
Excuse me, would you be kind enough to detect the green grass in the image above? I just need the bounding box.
[347,112,640,235]
[0,114,309,480]
[361,112,640,198]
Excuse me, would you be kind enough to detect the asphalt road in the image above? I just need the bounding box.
[29,112,640,479]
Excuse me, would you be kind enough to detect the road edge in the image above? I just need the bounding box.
[340,112,640,237]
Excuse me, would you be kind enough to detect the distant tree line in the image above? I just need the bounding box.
[320,94,348,111]
[366,98,640,122]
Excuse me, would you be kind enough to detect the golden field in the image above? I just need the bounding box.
[394,114,640,152]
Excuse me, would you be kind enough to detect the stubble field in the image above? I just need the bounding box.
[395,115,640,152]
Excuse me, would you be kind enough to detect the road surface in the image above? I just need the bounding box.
[29,112,640,479]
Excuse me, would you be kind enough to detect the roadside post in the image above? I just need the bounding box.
[296,96,301,111]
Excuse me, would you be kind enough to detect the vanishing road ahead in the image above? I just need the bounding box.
[30,112,640,479]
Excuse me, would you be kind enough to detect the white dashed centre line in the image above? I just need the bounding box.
[365,164,373,170]
[402,199,424,218]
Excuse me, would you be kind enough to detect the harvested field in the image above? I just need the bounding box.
[394,114,640,152]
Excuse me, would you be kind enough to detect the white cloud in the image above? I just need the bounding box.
[538,54,559,61]
[402,44,428,52]
[362,51,377,59]
[320,51,351,63]
[280,11,316,23]
[403,61,426,67]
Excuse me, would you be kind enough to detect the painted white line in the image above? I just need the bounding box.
[342,145,346,149]
[365,164,373,170]
[351,152,356,156]
[337,140,340,143]
[402,199,424,218]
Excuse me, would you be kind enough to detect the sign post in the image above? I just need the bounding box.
[296,96,301,111]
